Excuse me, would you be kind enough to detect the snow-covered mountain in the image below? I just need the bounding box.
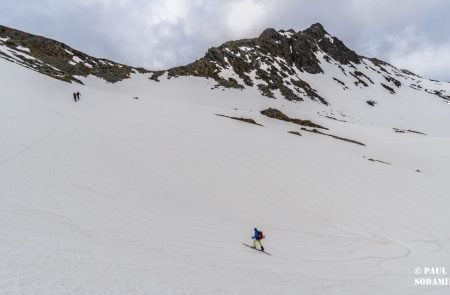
[162,23,450,104]
[1,23,450,294]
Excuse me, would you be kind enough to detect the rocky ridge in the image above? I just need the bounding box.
[158,23,449,104]
[1,23,449,104]
[0,25,147,84]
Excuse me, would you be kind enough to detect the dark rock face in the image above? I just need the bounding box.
[288,131,302,136]
[381,83,396,94]
[215,114,263,126]
[366,100,377,107]
[261,108,327,130]
[367,158,391,165]
[384,75,401,87]
[303,23,327,39]
[393,128,426,135]
[301,128,366,146]
[0,25,147,83]
[261,108,291,121]
[305,23,360,65]
[167,23,363,103]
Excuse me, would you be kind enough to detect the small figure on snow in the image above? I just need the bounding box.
[73,92,77,102]
[76,91,81,101]
[252,227,265,252]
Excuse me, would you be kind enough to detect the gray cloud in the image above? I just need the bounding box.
[1,0,449,81]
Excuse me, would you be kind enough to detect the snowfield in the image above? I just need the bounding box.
[1,57,450,294]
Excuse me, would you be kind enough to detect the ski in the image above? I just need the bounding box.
[242,243,271,255]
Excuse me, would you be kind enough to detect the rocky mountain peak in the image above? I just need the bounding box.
[303,22,328,39]
[165,24,369,103]
[163,23,448,104]
[258,28,283,41]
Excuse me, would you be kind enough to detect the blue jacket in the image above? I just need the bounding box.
[252,228,259,240]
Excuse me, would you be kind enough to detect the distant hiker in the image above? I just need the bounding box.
[252,228,265,251]
[76,91,81,101]
[73,92,77,102]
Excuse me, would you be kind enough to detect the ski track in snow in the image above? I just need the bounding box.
[1,58,450,294]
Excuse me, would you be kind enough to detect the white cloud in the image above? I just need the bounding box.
[225,0,269,36]
[391,43,450,81]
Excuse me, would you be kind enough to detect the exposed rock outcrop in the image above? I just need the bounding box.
[261,108,327,130]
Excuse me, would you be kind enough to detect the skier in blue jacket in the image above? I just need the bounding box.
[252,228,264,251]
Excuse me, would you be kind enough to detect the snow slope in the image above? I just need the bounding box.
[1,56,450,295]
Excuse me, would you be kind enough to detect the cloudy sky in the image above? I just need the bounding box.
[1,0,449,81]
